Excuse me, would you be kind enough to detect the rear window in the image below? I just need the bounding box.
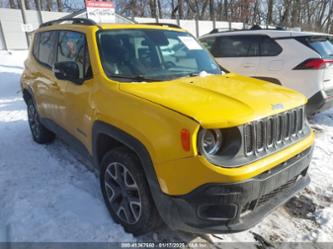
[297,36,333,59]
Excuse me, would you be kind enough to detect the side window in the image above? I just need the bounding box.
[200,37,216,50]
[260,36,282,56]
[57,31,90,80]
[212,35,260,57]
[38,31,57,67]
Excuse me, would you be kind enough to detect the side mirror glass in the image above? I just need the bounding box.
[53,61,83,84]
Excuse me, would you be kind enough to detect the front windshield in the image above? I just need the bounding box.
[97,29,222,82]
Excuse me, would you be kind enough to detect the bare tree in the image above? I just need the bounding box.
[178,0,184,19]
[223,0,228,21]
[23,0,30,9]
[209,0,215,21]
[56,0,64,12]
[266,0,274,25]
[9,0,17,8]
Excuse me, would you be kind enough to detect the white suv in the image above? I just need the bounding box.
[200,28,333,115]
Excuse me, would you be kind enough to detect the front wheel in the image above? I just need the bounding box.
[27,99,55,144]
[100,147,161,235]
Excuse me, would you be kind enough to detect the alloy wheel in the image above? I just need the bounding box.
[28,103,40,139]
[104,162,142,224]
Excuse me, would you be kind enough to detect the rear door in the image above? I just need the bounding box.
[31,31,59,120]
[254,35,284,81]
[209,35,260,75]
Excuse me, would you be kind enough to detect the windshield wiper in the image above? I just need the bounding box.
[109,74,159,82]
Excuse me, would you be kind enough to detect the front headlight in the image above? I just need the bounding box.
[198,129,223,156]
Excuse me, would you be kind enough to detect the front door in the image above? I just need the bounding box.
[54,30,94,150]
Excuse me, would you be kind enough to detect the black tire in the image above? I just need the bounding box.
[27,98,55,144]
[100,147,162,235]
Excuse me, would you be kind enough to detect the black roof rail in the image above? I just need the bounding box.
[249,24,262,30]
[208,25,286,35]
[39,18,97,28]
[141,23,181,29]
[209,28,240,34]
[249,25,285,31]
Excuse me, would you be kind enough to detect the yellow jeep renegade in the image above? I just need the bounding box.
[21,18,315,235]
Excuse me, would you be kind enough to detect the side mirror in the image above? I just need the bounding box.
[53,61,83,84]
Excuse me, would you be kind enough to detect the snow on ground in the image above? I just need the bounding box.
[0,51,134,242]
[0,51,332,244]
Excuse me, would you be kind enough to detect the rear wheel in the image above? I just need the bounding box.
[27,99,55,144]
[100,147,161,235]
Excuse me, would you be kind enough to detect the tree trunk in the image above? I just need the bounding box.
[291,0,301,27]
[280,0,291,26]
[217,0,222,20]
[56,0,63,12]
[223,0,228,21]
[209,0,215,21]
[24,0,30,9]
[200,0,209,19]
[178,0,184,19]
[149,0,156,18]
[252,0,260,25]
[46,0,52,11]
[267,0,273,26]
[9,0,16,8]
[157,0,162,18]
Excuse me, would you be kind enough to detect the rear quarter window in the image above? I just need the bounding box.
[260,36,282,56]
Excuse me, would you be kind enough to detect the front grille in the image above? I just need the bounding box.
[244,107,305,156]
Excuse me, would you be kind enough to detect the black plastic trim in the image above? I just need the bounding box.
[253,76,282,85]
[306,90,333,115]
[157,145,313,233]
[91,121,178,227]
[40,118,94,169]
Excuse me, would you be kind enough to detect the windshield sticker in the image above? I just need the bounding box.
[178,36,202,50]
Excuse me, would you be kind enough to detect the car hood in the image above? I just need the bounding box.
[119,73,307,128]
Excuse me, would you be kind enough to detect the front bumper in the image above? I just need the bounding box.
[307,90,333,115]
[157,146,313,234]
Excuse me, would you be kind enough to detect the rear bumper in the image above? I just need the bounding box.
[306,90,333,115]
[157,146,313,234]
